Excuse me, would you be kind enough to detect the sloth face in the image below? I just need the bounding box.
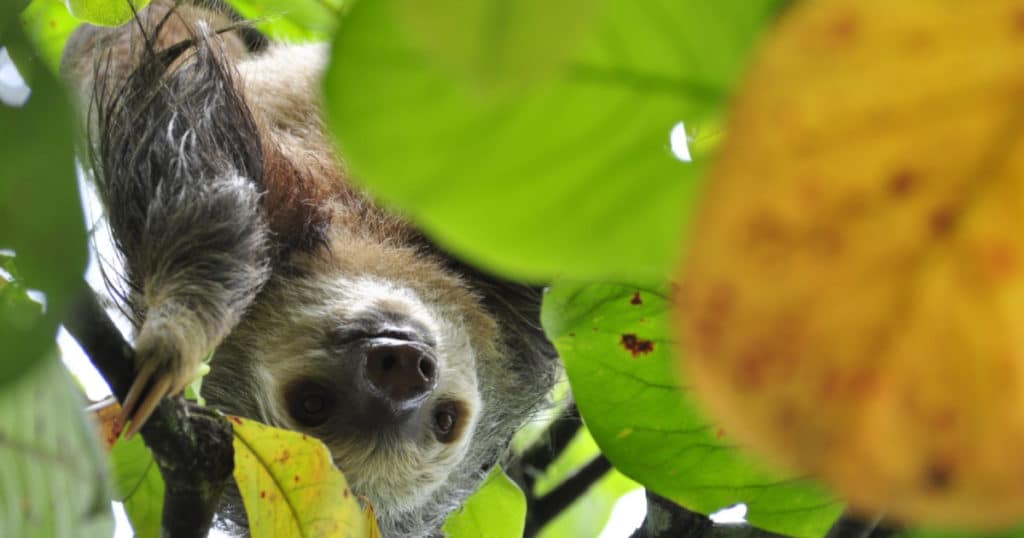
[203,237,501,528]
[260,275,483,515]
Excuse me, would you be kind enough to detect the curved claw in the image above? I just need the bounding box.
[123,374,174,440]
[118,359,161,434]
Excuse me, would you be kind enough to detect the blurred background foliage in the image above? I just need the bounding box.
[6,1,1006,537]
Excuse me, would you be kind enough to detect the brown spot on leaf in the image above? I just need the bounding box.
[888,170,916,198]
[630,291,643,305]
[929,206,957,237]
[294,475,300,483]
[735,348,769,390]
[932,410,957,430]
[230,416,244,426]
[979,241,1018,281]
[344,488,350,498]
[746,212,787,246]
[716,428,727,439]
[925,460,954,491]
[808,226,844,257]
[694,283,736,357]
[828,13,860,41]
[1014,8,1024,34]
[278,449,291,463]
[621,334,655,357]
[260,490,267,499]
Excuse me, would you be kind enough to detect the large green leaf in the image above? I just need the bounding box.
[0,354,113,538]
[324,0,784,281]
[109,435,165,538]
[64,0,151,27]
[542,281,844,537]
[0,15,87,386]
[21,0,83,73]
[444,466,526,538]
[227,0,343,42]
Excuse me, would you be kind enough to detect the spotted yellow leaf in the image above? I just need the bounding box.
[232,416,373,537]
[680,0,1024,530]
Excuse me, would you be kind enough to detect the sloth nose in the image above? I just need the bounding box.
[364,341,438,408]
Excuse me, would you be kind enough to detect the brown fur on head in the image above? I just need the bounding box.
[63,2,560,536]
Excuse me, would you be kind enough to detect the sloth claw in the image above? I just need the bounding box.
[118,353,195,440]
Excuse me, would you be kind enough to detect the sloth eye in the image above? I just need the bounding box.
[284,379,334,428]
[432,401,460,443]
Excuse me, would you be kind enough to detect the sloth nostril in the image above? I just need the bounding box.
[419,357,435,379]
[364,341,438,406]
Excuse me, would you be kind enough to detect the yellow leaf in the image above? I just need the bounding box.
[231,416,375,537]
[680,0,1024,530]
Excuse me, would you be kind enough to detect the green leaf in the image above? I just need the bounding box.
[0,354,114,538]
[542,281,844,538]
[0,16,87,387]
[231,416,372,537]
[21,0,83,73]
[324,0,783,281]
[226,0,342,42]
[109,434,165,538]
[64,0,151,26]
[443,466,526,538]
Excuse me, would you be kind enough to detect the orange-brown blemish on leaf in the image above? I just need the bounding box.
[746,211,788,246]
[931,409,957,430]
[716,427,727,439]
[230,416,244,425]
[929,206,958,237]
[828,13,860,41]
[278,449,291,463]
[1013,8,1024,34]
[630,291,643,305]
[888,170,917,198]
[621,334,654,357]
[260,490,267,499]
[925,459,955,491]
[344,488,350,498]
[294,475,301,483]
[694,284,736,357]
[979,241,1018,281]
[734,348,769,390]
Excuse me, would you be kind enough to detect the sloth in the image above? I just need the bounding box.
[61,2,560,535]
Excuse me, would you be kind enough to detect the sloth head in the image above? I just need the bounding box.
[204,227,558,536]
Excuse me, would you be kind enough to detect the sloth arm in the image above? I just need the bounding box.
[63,2,270,437]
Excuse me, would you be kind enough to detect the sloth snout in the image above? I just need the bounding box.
[363,339,438,411]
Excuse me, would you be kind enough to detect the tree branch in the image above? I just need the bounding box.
[64,283,234,538]
[631,491,789,538]
[525,453,613,536]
